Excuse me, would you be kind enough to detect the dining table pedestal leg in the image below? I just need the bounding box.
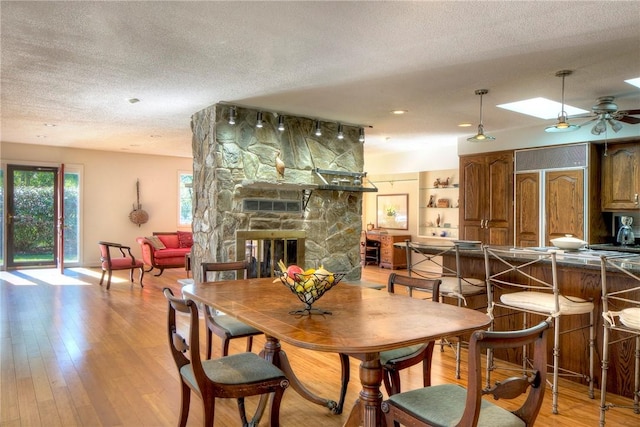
[261,335,340,413]
[344,354,384,427]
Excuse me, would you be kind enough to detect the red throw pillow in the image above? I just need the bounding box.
[177,231,193,248]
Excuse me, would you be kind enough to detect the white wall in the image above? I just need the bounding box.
[1,142,193,267]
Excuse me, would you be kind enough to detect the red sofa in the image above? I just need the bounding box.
[136,231,192,276]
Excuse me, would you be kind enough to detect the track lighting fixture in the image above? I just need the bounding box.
[337,123,344,139]
[228,106,236,125]
[256,111,263,128]
[314,120,322,136]
[545,70,580,133]
[359,128,365,142]
[467,89,495,142]
[277,115,285,131]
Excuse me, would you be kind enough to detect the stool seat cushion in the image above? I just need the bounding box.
[501,291,593,315]
[440,276,485,296]
[620,307,640,329]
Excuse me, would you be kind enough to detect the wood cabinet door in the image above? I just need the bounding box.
[460,155,486,241]
[602,143,640,210]
[546,169,584,244]
[515,172,540,248]
[460,151,513,245]
[485,152,513,245]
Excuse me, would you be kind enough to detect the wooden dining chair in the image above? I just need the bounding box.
[382,320,551,427]
[337,274,441,406]
[201,261,264,359]
[163,288,288,427]
[97,241,144,290]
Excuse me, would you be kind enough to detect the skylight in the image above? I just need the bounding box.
[497,97,588,120]
[624,77,640,89]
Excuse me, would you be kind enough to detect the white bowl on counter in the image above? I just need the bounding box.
[550,235,588,250]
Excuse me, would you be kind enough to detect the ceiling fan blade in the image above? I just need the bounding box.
[619,109,640,115]
[568,113,595,119]
[618,116,640,124]
[578,116,598,126]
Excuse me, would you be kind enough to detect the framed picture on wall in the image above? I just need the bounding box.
[376,194,408,230]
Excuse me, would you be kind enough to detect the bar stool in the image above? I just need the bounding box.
[599,254,640,426]
[404,241,486,378]
[483,246,595,414]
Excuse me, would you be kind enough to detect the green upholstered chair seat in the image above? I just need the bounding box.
[380,344,426,365]
[180,352,285,391]
[387,383,525,427]
[213,314,261,336]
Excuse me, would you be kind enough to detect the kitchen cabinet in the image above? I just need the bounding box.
[602,142,640,211]
[367,233,411,269]
[459,151,513,245]
[514,143,608,247]
[516,170,585,247]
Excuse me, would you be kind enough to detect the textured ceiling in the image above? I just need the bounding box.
[1,1,639,159]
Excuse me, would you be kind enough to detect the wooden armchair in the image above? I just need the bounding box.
[98,241,144,290]
[382,320,551,427]
[163,288,288,426]
[201,261,264,359]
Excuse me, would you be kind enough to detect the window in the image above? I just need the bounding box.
[179,172,193,226]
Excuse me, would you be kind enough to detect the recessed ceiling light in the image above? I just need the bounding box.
[497,97,588,119]
[390,110,408,115]
[36,135,46,138]
[150,134,161,138]
[458,123,473,127]
[624,77,640,89]
[128,98,141,104]
[44,123,56,127]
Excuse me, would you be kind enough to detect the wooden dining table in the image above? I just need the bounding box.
[181,277,490,427]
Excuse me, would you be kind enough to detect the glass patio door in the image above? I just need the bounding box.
[6,165,59,268]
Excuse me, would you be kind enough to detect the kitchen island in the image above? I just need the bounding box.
[396,241,640,400]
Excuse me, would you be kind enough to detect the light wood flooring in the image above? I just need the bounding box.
[1,265,638,426]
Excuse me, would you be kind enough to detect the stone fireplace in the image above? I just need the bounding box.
[189,104,372,282]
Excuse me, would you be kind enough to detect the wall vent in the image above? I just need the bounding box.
[243,199,301,212]
[515,143,588,172]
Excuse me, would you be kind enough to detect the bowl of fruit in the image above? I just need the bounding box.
[276,260,345,315]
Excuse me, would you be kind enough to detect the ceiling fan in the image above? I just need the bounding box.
[572,96,640,135]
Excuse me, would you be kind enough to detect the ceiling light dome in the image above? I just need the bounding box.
[468,89,495,142]
[545,70,580,133]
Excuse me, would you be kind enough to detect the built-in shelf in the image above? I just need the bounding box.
[418,169,459,238]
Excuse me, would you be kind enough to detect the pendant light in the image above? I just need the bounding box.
[228,106,236,125]
[256,111,263,128]
[545,70,580,133]
[467,89,495,142]
[277,115,285,131]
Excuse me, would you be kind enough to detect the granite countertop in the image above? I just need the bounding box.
[395,241,640,273]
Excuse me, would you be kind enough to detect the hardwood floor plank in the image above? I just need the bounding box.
[1,265,638,426]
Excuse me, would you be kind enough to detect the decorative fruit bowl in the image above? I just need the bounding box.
[275,261,345,315]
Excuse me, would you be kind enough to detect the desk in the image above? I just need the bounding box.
[182,278,490,427]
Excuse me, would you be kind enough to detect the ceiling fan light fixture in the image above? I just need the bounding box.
[545,70,580,133]
[591,119,606,135]
[609,119,623,133]
[467,89,495,142]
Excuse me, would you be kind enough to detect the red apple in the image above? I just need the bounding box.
[287,264,304,278]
